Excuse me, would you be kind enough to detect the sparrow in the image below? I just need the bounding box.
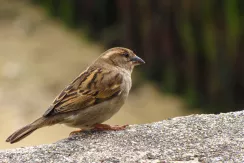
[6,47,145,144]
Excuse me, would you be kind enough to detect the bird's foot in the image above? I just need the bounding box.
[69,129,83,136]
[93,124,129,131]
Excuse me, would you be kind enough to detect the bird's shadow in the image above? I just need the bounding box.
[61,129,110,142]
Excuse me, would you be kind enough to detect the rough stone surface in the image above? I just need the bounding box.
[1,111,244,163]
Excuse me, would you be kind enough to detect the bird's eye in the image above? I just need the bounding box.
[123,53,129,58]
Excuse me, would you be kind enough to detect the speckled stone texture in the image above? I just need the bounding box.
[1,111,244,163]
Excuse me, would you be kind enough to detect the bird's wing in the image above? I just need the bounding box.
[43,67,123,117]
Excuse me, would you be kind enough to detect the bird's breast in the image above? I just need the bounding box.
[121,71,132,95]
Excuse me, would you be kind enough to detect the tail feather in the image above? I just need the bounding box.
[6,117,46,144]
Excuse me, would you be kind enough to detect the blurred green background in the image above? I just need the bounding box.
[32,0,244,113]
[0,0,243,149]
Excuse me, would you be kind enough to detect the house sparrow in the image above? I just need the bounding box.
[6,47,145,144]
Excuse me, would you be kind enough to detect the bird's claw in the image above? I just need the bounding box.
[93,124,129,131]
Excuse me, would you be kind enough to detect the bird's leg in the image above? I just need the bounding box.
[93,124,129,131]
[69,129,83,136]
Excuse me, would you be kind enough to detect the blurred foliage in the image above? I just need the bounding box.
[32,0,244,113]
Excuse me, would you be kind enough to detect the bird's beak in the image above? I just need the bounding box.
[130,56,145,65]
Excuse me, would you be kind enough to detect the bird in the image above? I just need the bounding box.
[6,47,145,144]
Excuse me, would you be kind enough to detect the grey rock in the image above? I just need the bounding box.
[1,111,244,163]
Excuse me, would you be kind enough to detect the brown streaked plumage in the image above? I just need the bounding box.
[6,47,145,144]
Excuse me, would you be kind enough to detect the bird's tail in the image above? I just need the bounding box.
[6,117,46,144]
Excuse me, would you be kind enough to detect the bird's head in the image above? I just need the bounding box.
[98,47,145,72]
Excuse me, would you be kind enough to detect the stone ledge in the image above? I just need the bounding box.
[1,111,244,163]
